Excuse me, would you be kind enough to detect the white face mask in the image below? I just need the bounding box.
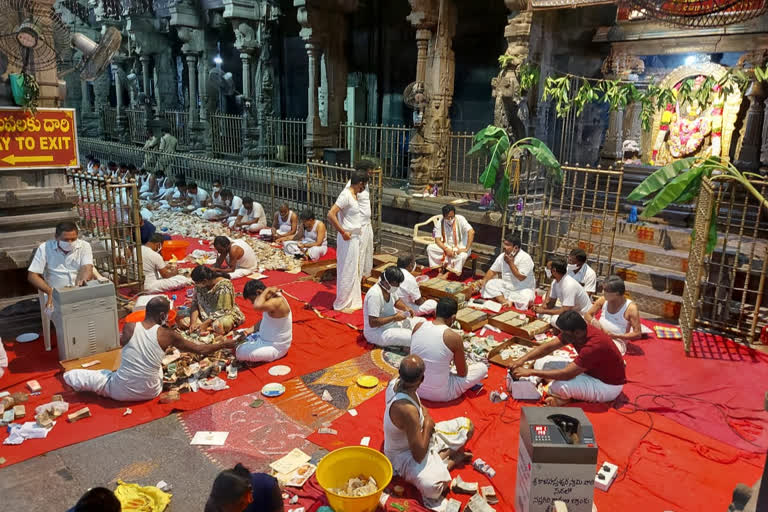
[225,200,231,206]
[544,267,552,279]
[213,187,221,193]
[567,263,580,273]
[446,218,455,225]
[58,240,74,252]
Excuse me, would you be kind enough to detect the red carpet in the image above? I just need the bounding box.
[308,363,765,512]
[280,280,365,329]
[0,291,367,467]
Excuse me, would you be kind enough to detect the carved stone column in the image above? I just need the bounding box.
[139,55,152,101]
[407,0,457,187]
[112,62,130,143]
[295,0,358,159]
[734,80,766,172]
[491,0,533,141]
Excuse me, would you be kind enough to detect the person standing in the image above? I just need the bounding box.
[426,205,475,276]
[345,160,377,279]
[28,222,94,351]
[328,170,368,312]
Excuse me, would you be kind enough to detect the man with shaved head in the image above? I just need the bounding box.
[383,354,474,509]
[64,297,235,402]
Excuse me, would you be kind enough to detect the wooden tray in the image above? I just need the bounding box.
[487,337,536,368]
[419,278,469,301]
[488,311,549,339]
[300,260,337,282]
[60,348,122,372]
[456,307,487,332]
[373,254,398,267]
[370,263,392,278]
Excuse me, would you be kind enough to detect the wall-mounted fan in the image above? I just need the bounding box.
[0,0,71,74]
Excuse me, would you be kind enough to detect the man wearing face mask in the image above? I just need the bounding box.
[141,234,194,292]
[235,280,293,363]
[567,248,597,294]
[535,257,592,327]
[363,266,424,347]
[63,297,235,402]
[186,182,210,212]
[476,232,536,309]
[28,222,95,349]
[427,205,475,276]
[214,189,243,223]
[202,179,228,220]
[394,253,436,316]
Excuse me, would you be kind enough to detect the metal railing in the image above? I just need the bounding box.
[446,131,489,196]
[77,138,383,249]
[66,169,144,291]
[338,122,411,184]
[267,117,306,164]
[680,176,768,349]
[98,107,117,141]
[159,110,190,148]
[125,108,148,144]
[210,113,243,157]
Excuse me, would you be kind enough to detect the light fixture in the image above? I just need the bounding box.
[213,55,223,65]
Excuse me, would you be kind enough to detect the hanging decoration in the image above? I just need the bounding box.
[619,0,768,28]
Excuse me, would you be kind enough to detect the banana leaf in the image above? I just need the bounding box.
[516,138,563,184]
[495,172,511,208]
[675,172,704,204]
[639,166,707,219]
[706,207,718,254]
[627,157,697,201]
[479,152,500,189]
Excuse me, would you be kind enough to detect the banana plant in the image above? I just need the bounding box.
[467,125,562,210]
[627,156,768,253]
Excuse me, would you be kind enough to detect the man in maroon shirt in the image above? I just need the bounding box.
[510,310,626,405]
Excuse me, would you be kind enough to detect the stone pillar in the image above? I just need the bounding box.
[491,0,533,141]
[600,107,624,164]
[112,62,130,143]
[185,54,199,122]
[241,52,252,99]
[80,80,91,113]
[407,0,457,188]
[139,55,152,101]
[306,42,322,137]
[734,80,766,172]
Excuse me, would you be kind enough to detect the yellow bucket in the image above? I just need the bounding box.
[316,446,393,512]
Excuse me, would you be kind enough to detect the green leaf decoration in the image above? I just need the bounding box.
[706,206,718,254]
[627,157,698,201]
[494,171,511,208]
[639,165,707,219]
[675,171,704,203]
[516,138,563,184]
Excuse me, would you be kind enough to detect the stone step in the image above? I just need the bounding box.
[556,236,690,276]
[559,212,693,252]
[0,210,78,232]
[0,227,52,250]
[625,281,682,321]
[611,260,686,296]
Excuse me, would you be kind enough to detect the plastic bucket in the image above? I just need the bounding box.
[124,309,177,325]
[315,446,393,512]
[161,240,189,261]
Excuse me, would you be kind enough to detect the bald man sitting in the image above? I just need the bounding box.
[384,355,474,509]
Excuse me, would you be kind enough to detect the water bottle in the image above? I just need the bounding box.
[171,294,177,308]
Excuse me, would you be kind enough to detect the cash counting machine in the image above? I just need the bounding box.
[50,281,120,360]
[515,407,598,512]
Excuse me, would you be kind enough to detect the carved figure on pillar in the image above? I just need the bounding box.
[491,0,532,142]
[406,0,456,188]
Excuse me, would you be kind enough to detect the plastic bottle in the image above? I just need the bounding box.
[170,294,177,308]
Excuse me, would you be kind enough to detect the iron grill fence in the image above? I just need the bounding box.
[680,176,768,349]
[66,170,144,291]
[98,107,117,141]
[158,110,191,149]
[125,108,148,144]
[446,131,489,196]
[210,113,243,157]
[267,117,307,164]
[338,122,411,185]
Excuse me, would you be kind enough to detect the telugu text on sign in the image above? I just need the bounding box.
[0,107,79,170]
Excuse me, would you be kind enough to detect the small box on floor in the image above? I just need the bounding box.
[594,461,618,492]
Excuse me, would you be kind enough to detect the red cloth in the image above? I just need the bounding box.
[571,326,626,385]
[308,364,764,512]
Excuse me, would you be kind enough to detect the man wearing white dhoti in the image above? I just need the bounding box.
[345,160,377,278]
[218,189,244,224]
[395,253,436,315]
[186,182,210,212]
[426,205,475,276]
[270,203,298,241]
[230,197,267,232]
[584,275,644,355]
[384,355,474,510]
[202,179,228,220]
[363,266,425,347]
[510,310,626,405]
[141,234,194,293]
[328,170,368,312]
[410,298,487,402]
[235,280,292,363]
[213,235,260,279]
[477,232,536,309]
[567,247,597,294]
[535,257,592,328]
[64,297,235,402]
[284,209,328,261]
